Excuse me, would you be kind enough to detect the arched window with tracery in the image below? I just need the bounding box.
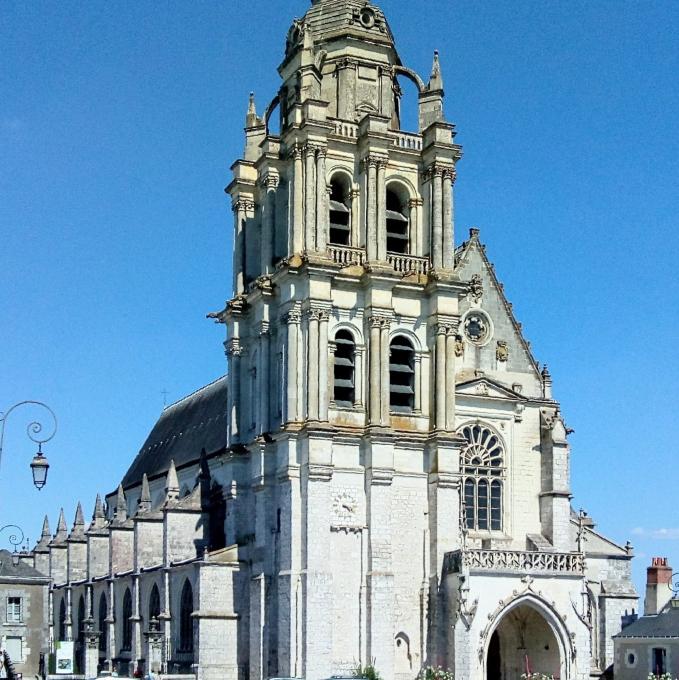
[98,592,107,653]
[386,186,409,254]
[389,335,415,412]
[460,423,505,532]
[333,329,356,407]
[121,588,132,651]
[148,584,161,622]
[329,175,352,246]
[179,580,194,653]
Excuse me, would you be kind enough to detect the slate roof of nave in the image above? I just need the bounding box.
[119,376,228,492]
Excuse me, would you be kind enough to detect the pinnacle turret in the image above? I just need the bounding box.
[114,484,128,523]
[53,508,68,543]
[139,473,152,513]
[165,460,180,503]
[70,502,86,539]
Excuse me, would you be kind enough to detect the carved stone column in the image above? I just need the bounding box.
[83,618,100,680]
[284,308,301,423]
[365,157,378,261]
[380,318,391,426]
[232,200,246,294]
[376,159,387,260]
[328,341,337,408]
[355,345,365,409]
[132,575,141,669]
[262,173,279,274]
[435,324,447,430]
[445,327,457,431]
[226,340,244,444]
[259,322,271,434]
[304,145,317,252]
[414,353,422,414]
[409,197,422,257]
[291,146,304,254]
[431,166,444,269]
[318,310,330,421]
[442,168,456,269]
[350,188,360,247]
[315,147,328,252]
[307,309,320,421]
[106,580,115,673]
[368,316,381,426]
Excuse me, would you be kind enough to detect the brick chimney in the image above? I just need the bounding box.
[644,557,673,616]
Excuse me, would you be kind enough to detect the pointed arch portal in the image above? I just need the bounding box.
[485,600,566,680]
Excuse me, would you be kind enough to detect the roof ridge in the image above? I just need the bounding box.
[162,375,227,413]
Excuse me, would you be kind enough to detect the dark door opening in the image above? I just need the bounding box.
[487,630,501,679]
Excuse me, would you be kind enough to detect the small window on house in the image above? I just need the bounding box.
[389,336,415,412]
[652,648,667,675]
[333,330,356,407]
[6,597,22,623]
[329,176,351,246]
[386,188,409,254]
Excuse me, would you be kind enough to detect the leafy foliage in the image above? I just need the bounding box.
[418,665,455,680]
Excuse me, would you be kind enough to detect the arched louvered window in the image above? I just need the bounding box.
[179,580,194,653]
[58,598,66,642]
[460,424,505,532]
[98,593,107,652]
[148,584,161,622]
[121,588,132,651]
[386,187,409,254]
[329,176,351,246]
[389,335,415,412]
[333,330,356,407]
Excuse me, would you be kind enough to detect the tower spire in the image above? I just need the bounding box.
[428,50,444,92]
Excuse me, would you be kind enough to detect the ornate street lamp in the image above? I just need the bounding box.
[0,525,26,565]
[0,401,57,490]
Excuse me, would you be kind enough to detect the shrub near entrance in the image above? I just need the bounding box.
[418,666,455,680]
[521,675,555,680]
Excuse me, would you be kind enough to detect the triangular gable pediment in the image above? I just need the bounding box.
[454,229,542,384]
[456,376,527,402]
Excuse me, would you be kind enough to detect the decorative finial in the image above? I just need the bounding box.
[115,484,128,522]
[246,92,260,128]
[139,473,152,513]
[429,50,443,91]
[165,460,180,503]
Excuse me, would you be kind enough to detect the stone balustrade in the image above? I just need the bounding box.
[387,252,429,275]
[391,131,423,151]
[328,245,365,267]
[331,119,359,139]
[444,549,585,576]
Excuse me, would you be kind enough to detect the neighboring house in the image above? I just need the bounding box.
[0,549,49,678]
[614,557,679,679]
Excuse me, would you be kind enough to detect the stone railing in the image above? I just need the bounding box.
[444,549,585,576]
[387,252,429,275]
[328,245,365,267]
[331,120,359,140]
[391,131,423,151]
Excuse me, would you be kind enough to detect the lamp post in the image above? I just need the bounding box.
[0,401,56,490]
[0,525,26,565]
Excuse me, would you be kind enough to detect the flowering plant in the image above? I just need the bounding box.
[647,674,676,680]
[521,675,555,680]
[353,662,381,680]
[418,666,455,680]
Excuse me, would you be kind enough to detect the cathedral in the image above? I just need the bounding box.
[31,1,639,679]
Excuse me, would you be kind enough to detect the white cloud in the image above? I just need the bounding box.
[631,527,679,540]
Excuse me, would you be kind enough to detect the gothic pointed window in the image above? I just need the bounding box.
[386,187,409,254]
[179,580,194,653]
[329,176,351,246]
[333,330,356,407]
[58,598,66,642]
[121,588,132,652]
[389,335,415,412]
[148,584,161,622]
[98,593,107,653]
[460,424,505,532]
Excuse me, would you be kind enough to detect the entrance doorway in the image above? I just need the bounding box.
[486,604,562,680]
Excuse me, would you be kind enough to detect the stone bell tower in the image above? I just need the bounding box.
[218,0,466,677]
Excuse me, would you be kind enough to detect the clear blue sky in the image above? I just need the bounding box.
[1,0,677,596]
